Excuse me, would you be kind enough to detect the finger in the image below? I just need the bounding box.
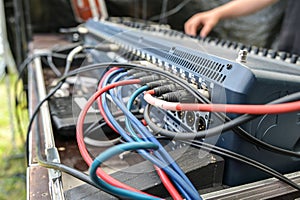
[200,23,213,38]
[189,23,199,36]
[185,20,201,36]
[184,21,195,35]
[184,21,191,34]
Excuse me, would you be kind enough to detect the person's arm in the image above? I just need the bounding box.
[184,0,278,37]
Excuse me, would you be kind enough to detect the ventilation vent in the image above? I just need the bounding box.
[165,49,227,83]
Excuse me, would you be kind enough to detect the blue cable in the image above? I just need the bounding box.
[102,97,198,199]
[108,72,200,200]
[125,85,194,199]
[89,142,161,200]
[109,75,200,199]
[125,85,148,141]
[107,74,201,200]
[99,70,201,199]
[124,86,179,171]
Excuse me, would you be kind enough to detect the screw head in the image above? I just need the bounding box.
[237,50,248,63]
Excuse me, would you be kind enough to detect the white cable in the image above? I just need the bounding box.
[67,46,84,63]
[84,136,121,147]
[149,0,192,21]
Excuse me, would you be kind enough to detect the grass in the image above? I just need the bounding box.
[0,71,27,200]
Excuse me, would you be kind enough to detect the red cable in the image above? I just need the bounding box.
[77,79,154,195]
[144,92,300,115]
[96,70,182,199]
[154,165,183,200]
[96,69,185,199]
[81,72,183,199]
[97,67,119,133]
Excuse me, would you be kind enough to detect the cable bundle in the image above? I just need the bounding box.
[77,67,201,199]
[23,45,300,199]
[76,63,300,199]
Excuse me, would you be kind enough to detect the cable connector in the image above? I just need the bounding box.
[132,72,149,78]
[153,84,180,96]
[127,69,139,75]
[78,26,89,34]
[146,80,170,89]
[161,90,196,103]
[95,44,120,52]
[83,44,120,52]
[139,75,160,84]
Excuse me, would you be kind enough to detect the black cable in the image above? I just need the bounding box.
[149,0,192,21]
[15,50,85,105]
[157,137,300,191]
[26,61,211,183]
[38,159,101,190]
[69,63,300,159]
[17,54,48,145]
[33,112,105,191]
[145,85,300,139]
[60,62,208,104]
[27,60,300,159]
[37,156,96,187]
[27,62,300,177]
[134,61,300,158]
[26,62,194,199]
[15,53,52,89]
[15,52,67,138]
[15,53,51,143]
[190,141,300,191]
[229,93,300,158]
[19,44,87,148]
[159,0,168,24]
[27,62,202,198]
[26,82,63,147]
[26,46,85,144]
[144,98,300,158]
[26,63,113,152]
[24,60,300,199]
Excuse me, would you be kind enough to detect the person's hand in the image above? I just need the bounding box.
[184,10,221,37]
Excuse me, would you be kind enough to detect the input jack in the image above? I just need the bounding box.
[177,111,185,119]
[197,117,206,131]
[186,111,195,127]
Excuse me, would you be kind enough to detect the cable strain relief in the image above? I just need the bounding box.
[140,75,160,84]
[132,72,149,78]
[153,84,179,96]
[162,90,196,103]
[127,69,139,75]
[146,80,170,89]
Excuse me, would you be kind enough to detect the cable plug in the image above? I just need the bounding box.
[153,84,180,96]
[94,44,120,52]
[146,80,170,89]
[161,90,196,103]
[83,44,120,52]
[127,69,139,75]
[132,72,149,78]
[139,75,160,84]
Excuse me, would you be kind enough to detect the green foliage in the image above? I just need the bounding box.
[0,74,26,200]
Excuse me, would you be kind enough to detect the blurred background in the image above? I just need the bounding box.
[0,1,26,199]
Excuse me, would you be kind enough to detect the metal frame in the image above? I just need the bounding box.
[27,53,64,200]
